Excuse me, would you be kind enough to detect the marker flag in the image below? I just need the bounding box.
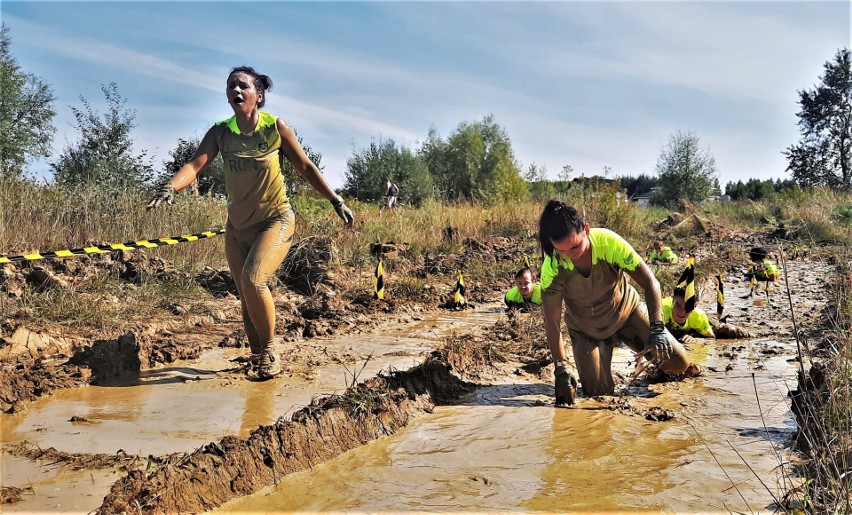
[676,255,696,312]
[452,270,466,307]
[716,274,724,318]
[373,258,385,300]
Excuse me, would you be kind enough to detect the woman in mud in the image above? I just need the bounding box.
[538,200,693,406]
[147,66,354,380]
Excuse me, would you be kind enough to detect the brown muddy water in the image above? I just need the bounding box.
[3,280,810,514]
[215,338,799,514]
[0,307,504,513]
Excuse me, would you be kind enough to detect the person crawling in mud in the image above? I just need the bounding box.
[504,267,542,311]
[648,240,679,264]
[147,65,354,380]
[663,288,752,342]
[538,200,695,406]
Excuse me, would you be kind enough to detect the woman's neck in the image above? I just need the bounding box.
[234,109,259,134]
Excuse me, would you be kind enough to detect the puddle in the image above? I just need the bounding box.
[217,339,799,513]
[0,306,504,513]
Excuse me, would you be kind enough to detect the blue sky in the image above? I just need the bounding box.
[3,1,850,191]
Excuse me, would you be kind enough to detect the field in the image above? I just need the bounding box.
[1,182,850,513]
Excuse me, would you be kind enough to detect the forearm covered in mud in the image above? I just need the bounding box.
[542,295,568,362]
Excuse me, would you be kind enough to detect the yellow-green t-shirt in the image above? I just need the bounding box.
[505,283,542,307]
[540,228,643,339]
[650,246,678,264]
[661,297,712,336]
[214,111,289,231]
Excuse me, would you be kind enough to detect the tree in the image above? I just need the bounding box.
[51,83,153,189]
[423,114,527,202]
[0,24,56,178]
[342,137,433,205]
[785,48,852,189]
[162,136,225,196]
[615,173,659,197]
[653,131,718,207]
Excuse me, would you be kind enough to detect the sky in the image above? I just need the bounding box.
[3,1,850,191]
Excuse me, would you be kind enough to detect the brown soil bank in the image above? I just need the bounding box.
[97,352,471,514]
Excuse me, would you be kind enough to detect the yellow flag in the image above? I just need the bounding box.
[676,255,696,312]
[716,275,724,317]
[373,259,384,300]
[452,270,466,307]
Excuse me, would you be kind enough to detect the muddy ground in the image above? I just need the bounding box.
[0,231,843,513]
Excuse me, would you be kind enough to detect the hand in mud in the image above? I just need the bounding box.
[331,195,354,226]
[554,367,578,407]
[648,321,672,362]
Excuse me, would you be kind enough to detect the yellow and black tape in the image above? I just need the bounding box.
[0,229,225,264]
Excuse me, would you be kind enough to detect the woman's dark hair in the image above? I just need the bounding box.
[749,247,767,262]
[229,66,273,108]
[538,200,585,258]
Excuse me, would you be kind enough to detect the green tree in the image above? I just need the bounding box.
[785,48,852,189]
[0,24,56,178]
[615,173,659,197]
[653,131,718,207]
[51,83,153,189]
[525,162,555,200]
[161,136,225,196]
[424,114,527,202]
[342,137,433,205]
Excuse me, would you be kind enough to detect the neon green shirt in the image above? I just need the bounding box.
[505,284,542,308]
[214,111,290,231]
[540,228,642,339]
[649,246,678,264]
[662,297,713,336]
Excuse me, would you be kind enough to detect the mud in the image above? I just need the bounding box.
[0,236,842,513]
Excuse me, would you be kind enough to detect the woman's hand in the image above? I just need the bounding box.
[147,183,175,210]
[331,195,354,226]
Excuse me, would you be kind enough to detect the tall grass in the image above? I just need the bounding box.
[790,254,852,513]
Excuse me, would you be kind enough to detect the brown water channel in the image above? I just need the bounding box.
[1,307,504,513]
[217,338,799,514]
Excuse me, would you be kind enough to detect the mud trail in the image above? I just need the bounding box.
[0,243,840,513]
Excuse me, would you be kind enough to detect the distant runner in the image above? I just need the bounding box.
[385,178,400,212]
[147,66,354,380]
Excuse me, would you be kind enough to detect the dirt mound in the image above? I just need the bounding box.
[0,357,91,413]
[97,353,472,514]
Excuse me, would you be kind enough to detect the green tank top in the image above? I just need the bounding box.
[214,111,290,231]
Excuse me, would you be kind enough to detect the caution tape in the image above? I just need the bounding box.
[0,229,225,264]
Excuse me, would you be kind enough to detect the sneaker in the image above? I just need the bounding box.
[248,353,260,371]
[257,350,282,379]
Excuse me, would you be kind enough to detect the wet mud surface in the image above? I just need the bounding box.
[0,251,840,513]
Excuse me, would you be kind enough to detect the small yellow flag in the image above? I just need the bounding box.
[716,275,724,317]
[373,259,384,300]
[676,255,696,312]
[452,270,466,307]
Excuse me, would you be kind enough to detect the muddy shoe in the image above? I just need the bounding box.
[249,353,260,372]
[257,350,282,380]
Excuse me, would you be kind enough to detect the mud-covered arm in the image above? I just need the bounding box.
[541,291,568,363]
[278,118,336,203]
[277,118,353,225]
[626,261,663,324]
[147,127,219,209]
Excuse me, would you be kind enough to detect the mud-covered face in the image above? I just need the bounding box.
[654,242,663,252]
[515,271,534,299]
[673,295,690,323]
[226,72,261,113]
[551,223,590,262]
